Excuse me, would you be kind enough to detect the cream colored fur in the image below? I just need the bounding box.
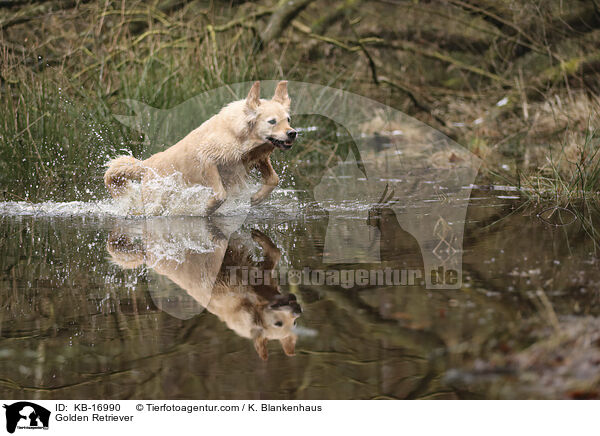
[104,81,295,215]
[107,223,299,361]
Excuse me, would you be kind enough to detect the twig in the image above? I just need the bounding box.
[447,0,561,62]
[291,20,355,50]
[378,77,447,127]
[259,0,316,45]
[349,18,378,85]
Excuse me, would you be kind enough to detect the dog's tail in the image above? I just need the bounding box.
[104,155,145,197]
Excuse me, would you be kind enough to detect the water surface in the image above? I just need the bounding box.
[1,187,598,400]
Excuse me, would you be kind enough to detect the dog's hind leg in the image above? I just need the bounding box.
[250,157,279,206]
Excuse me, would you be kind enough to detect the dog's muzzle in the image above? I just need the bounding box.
[270,293,302,314]
[267,129,297,150]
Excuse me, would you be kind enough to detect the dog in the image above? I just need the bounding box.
[106,220,301,361]
[104,81,297,215]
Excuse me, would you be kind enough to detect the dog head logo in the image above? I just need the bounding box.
[3,402,50,434]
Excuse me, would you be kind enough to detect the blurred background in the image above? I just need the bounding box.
[1,0,600,400]
[1,0,599,202]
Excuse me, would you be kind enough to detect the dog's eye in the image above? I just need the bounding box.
[287,117,291,122]
[274,321,283,327]
[268,119,276,125]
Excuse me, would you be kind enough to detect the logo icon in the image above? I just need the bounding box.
[3,402,50,433]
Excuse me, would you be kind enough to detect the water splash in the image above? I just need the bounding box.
[110,171,253,217]
[0,177,300,218]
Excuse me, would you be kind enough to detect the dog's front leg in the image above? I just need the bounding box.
[251,229,281,270]
[251,158,279,206]
[202,162,227,216]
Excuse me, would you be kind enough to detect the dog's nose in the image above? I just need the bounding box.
[290,302,302,315]
[287,129,297,139]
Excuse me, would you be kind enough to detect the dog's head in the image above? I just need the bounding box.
[245,81,297,150]
[251,293,302,361]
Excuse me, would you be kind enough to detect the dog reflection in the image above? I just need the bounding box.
[107,224,300,361]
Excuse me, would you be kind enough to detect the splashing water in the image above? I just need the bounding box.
[0,172,262,218]
[113,171,255,217]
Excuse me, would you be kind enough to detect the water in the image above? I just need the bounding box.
[0,186,598,400]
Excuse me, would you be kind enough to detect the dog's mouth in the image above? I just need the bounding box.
[267,136,294,150]
[269,293,302,314]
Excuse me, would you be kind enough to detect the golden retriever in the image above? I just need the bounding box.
[104,81,296,215]
[106,222,301,361]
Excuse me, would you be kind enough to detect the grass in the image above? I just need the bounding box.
[0,0,599,203]
[509,128,600,205]
[0,70,130,201]
[0,12,276,201]
[0,1,361,202]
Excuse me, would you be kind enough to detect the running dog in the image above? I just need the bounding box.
[107,221,301,360]
[104,81,296,215]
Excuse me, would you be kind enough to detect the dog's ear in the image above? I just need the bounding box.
[272,80,290,110]
[280,334,296,356]
[254,337,269,361]
[252,328,268,361]
[246,81,261,112]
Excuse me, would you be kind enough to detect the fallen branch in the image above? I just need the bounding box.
[447,0,562,62]
[213,7,274,32]
[382,39,512,86]
[379,77,448,127]
[292,21,512,86]
[259,0,316,45]
[311,0,364,35]
[291,20,355,50]
[0,0,81,28]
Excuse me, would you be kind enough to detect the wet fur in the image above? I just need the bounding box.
[107,224,299,361]
[104,81,294,215]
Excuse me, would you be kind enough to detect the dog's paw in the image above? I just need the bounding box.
[205,197,226,216]
[251,229,269,248]
[207,222,227,243]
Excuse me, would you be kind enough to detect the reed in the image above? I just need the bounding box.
[1,0,599,201]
